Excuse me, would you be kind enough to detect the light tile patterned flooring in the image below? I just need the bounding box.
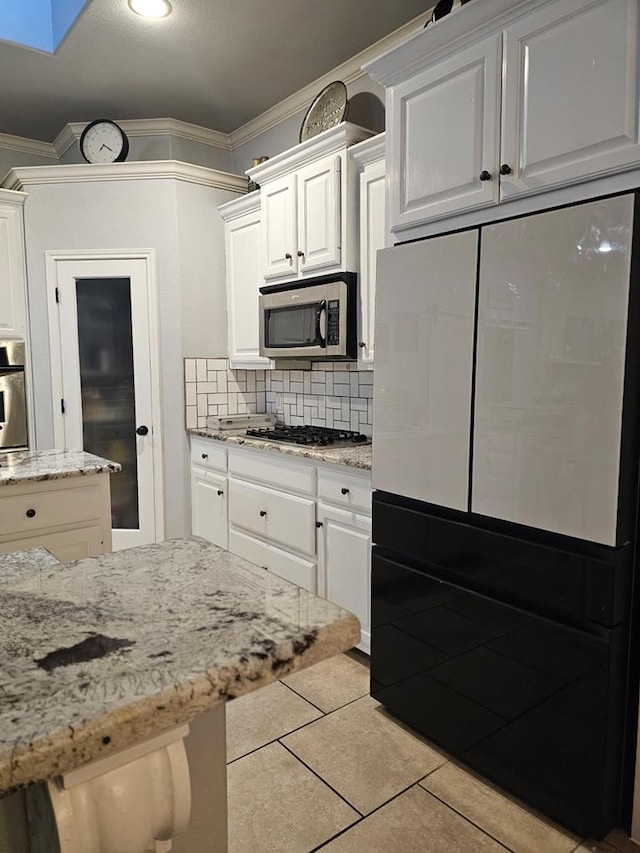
[226,652,640,853]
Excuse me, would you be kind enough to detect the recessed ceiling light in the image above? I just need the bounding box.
[128,0,172,18]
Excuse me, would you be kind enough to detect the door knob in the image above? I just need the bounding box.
[499,164,512,175]
[136,425,149,436]
[479,170,492,181]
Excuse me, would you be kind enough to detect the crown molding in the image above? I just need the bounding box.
[0,132,58,160]
[349,132,385,167]
[3,160,247,192]
[217,190,261,221]
[0,187,28,205]
[53,118,232,159]
[246,122,373,184]
[229,12,427,150]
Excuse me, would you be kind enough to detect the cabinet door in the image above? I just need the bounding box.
[388,34,501,231]
[225,206,271,369]
[358,158,386,367]
[500,0,640,200]
[0,201,27,339]
[262,174,298,280]
[191,467,228,549]
[472,194,634,545]
[317,503,371,654]
[228,477,316,555]
[373,230,478,511]
[297,154,341,275]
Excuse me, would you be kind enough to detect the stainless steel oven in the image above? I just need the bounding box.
[259,272,357,360]
[0,340,28,451]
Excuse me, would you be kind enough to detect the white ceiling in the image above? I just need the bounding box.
[0,0,430,143]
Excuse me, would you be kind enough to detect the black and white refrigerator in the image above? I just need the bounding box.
[371,192,640,839]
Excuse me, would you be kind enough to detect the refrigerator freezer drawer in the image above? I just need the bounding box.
[373,491,632,628]
[371,550,627,839]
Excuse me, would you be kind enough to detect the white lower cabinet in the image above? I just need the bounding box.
[0,474,113,560]
[317,502,372,654]
[228,527,317,593]
[190,437,372,649]
[228,477,316,556]
[191,467,228,550]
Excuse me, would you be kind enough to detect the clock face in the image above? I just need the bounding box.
[80,120,129,164]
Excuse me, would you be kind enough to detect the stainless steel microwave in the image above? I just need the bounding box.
[0,340,28,452]
[259,272,357,360]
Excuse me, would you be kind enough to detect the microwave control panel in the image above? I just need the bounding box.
[327,300,340,345]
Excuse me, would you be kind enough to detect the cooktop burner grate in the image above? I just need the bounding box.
[245,425,369,446]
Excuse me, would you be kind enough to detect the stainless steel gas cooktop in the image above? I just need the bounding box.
[245,425,369,446]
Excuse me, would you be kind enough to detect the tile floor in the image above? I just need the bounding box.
[226,652,640,853]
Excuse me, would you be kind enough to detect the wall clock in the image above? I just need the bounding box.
[79,119,130,164]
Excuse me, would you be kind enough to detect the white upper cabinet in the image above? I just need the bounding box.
[365,0,640,237]
[350,133,388,369]
[219,193,272,370]
[500,0,640,200]
[297,154,341,275]
[389,35,502,227]
[262,174,298,280]
[0,190,28,340]
[249,123,372,285]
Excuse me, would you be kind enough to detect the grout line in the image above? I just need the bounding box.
[280,680,370,716]
[226,710,326,767]
[278,740,365,819]
[279,680,327,714]
[419,786,518,853]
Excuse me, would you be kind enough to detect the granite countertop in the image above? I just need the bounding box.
[0,449,121,487]
[0,547,61,576]
[189,428,372,471]
[0,536,359,792]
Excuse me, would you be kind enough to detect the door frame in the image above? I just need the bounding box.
[45,248,165,544]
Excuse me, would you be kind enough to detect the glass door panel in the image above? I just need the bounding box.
[75,277,139,530]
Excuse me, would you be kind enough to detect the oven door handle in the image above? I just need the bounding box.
[315,300,327,348]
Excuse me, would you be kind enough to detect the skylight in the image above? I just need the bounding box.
[0,0,91,53]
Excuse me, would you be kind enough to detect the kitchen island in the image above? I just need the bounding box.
[0,449,120,560]
[0,536,359,853]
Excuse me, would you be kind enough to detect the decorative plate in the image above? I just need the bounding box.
[299,81,348,143]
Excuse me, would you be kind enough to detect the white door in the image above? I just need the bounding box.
[373,230,479,511]
[500,0,640,200]
[53,257,158,550]
[297,154,341,275]
[388,33,501,231]
[262,174,298,280]
[317,502,371,654]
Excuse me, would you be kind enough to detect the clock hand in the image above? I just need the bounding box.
[100,144,114,152]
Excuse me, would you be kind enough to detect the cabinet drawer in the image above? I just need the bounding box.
[0,525,107,561]
[317,467,372,514]
[228,447,315,495]
[228,477,316,556]
[229,527,316,593]
[190,437,228,473]
[0,482,104,537]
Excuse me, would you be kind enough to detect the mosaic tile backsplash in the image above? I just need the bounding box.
[184,359,373,436]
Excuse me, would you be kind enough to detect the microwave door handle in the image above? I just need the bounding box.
[315,300,327,348]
